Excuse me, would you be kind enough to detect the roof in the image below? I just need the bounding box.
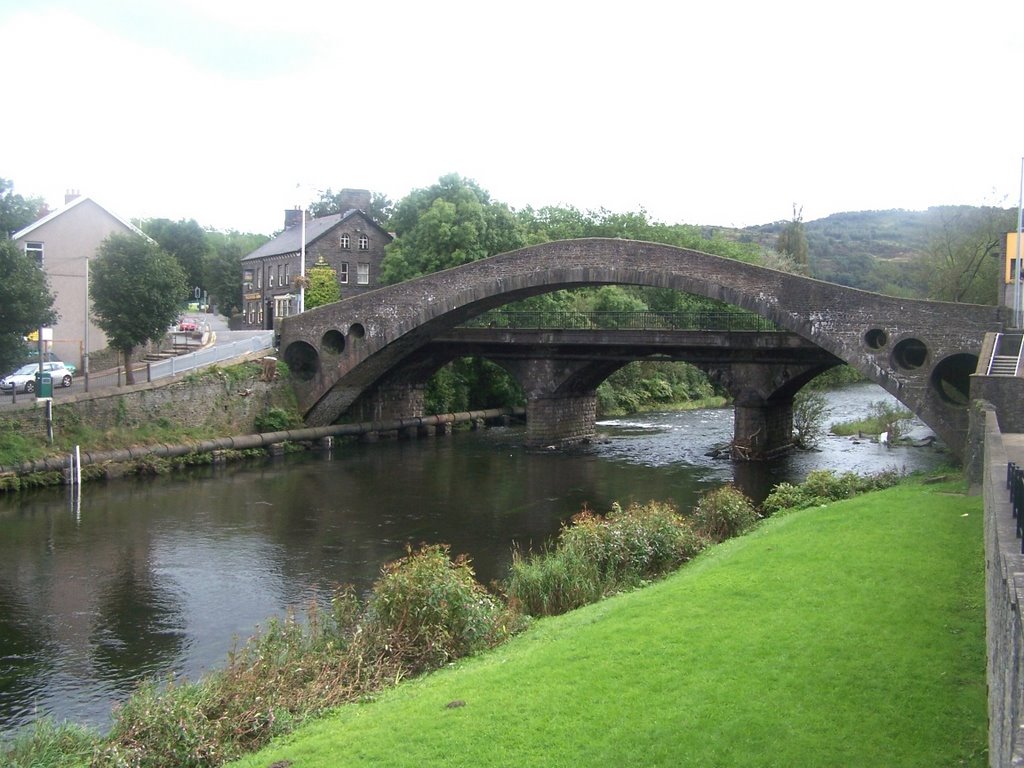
[12,195,150,241]
[242,208,392,262]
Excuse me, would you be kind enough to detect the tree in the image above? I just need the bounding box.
[304,256,341,309]
[792,390,830,449]
[380,174,525,284]
[139,218,211,297]
[91,233,187,384]
[776,204,809,271]
[0,178,46,237]
[915,205,1015,303]
[0,240,56,372]
[204,230,268,317]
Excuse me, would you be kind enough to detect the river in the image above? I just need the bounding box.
[0,383,949,737]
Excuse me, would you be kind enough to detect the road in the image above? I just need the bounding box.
[1,314,272,406]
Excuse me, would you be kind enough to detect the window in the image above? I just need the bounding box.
[269,270,275,288]
[284,264,290,286]
[275,295,293,319]
[340,234,350,249]
[247,302,255,325]
[25,242,43,266]
[277,264,283,287]
[243,269,254,289]
[257,269,263,289]
[358,234,369,251]
[339,262,349,284]
[357,262,369,285]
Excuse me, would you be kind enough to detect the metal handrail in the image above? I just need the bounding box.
[987,333,1024,376]
[462,310,779,332]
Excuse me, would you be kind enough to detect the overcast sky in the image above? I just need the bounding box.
[3,0,1022,236]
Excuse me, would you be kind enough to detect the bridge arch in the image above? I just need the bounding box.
[279,238,1003,457]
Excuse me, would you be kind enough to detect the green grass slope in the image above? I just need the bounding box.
[229,480,986,768]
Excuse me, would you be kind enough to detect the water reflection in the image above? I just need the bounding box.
[0,383,947,736]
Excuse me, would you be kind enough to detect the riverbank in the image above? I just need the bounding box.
[227,475,985,768]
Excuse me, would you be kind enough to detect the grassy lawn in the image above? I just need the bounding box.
[228,479,987,768]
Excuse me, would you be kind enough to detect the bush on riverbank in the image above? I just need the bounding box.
[761,468,902,516]
[505,500,708,616]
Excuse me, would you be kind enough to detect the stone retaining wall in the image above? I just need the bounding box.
[981,403,1024,767]
[0,359,294,443]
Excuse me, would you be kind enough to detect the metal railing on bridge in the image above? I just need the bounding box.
[462,310,779,332]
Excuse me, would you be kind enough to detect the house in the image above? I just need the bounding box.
[12,192,148,369]
[240,189,392,329]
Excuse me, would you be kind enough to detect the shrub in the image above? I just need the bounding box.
[367,545,522,674]
[692,485,759,542]
[1,718,98,768]
[792,390,830,449]
[761,469,905,516]
[254,408,299,433]
[505,501,707,617]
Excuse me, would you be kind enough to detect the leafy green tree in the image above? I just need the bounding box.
[381,174,525,284]
[0,178,46,237]
[139,218,211,297]
[304,256,341,309]
[91,233,187,384]
[776,204,809,270]
[915,205,1015,303]
[204,230,268,317]
[0,240,56,372]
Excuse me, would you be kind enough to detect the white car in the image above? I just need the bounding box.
[0,362,74,393]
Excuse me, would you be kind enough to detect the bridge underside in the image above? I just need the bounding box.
[344,329,840,459]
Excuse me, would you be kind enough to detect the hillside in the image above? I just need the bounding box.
[715,205,1015,294]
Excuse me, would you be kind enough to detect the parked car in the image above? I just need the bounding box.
[0,362,74,393]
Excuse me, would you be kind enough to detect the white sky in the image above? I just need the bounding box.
[2,0,1022,236]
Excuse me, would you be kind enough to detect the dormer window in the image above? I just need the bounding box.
[340,234,350,249]
[359,234,369,251]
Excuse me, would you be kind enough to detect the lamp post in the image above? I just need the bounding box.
[298,203,306,315]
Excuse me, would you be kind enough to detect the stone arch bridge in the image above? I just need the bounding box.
[279,238,1005,460]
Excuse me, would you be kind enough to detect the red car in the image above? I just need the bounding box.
[178,318,198,332]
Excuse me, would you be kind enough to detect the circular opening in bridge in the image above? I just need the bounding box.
[930,353,978,406]
[282,340,320,382]
[892,337,928,371]
[321,329,345,355]
[864,328,888,350]
[348,323,366,339]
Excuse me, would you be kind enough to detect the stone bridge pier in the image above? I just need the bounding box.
[494,356,828,458]
[702,361,830,460]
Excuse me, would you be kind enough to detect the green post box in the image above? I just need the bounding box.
[35,372,52,398]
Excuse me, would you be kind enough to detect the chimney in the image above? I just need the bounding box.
[284,207,308,229]
[64,189,80,205]
[337,188,371,213]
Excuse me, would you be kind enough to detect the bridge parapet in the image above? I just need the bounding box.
[279,238,1005,458]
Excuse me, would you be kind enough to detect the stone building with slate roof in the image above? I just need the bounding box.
[240,189,392,329]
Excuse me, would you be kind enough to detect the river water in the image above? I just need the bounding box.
[0,383,949,737]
